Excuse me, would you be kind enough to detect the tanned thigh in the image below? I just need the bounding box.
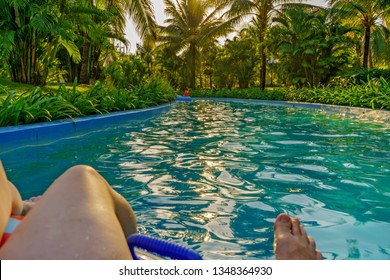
[0,165,133,260]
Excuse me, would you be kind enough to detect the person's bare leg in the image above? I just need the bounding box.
[0,165,137,259]
[0,161,23,234]
[273,213,323,260]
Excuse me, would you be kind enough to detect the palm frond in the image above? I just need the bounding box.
[126,0,157,39]
[58,37,81,63]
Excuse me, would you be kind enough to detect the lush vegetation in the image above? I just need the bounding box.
[0,0,389,127]
[191,76,390,110]
[0,0,155,85]
[0,78,175,127]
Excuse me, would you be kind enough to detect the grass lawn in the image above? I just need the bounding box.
[0,78,35,95]
[0,78,91,96]
[44,82,91,93]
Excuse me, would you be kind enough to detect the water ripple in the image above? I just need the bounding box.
[1,100,389,259]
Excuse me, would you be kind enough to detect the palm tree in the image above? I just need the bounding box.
[216,29,257,88]
[226,0,312,90]
[0,0,156,85]
[77,0,156,84]
[330,0,390,68]
[136,36,157,77]
[159,0,238,88]
[269,5,354,86]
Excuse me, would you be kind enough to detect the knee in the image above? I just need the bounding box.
[64,165,101,180]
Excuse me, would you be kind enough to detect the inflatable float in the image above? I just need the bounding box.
[176,96,192,101]
[1,216,202,260]
[128,234,202,260]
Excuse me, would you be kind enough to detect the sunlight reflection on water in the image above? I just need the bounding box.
[1,100,389,259]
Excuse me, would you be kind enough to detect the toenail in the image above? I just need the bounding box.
[279,215,290,222]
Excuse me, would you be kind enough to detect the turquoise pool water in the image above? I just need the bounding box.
[1,100,389,260]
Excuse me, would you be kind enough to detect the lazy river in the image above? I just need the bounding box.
[1,100,389,259]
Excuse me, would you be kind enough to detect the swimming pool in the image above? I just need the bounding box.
[1,100,389,259]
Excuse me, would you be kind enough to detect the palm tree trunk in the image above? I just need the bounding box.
[190,43,196,88]
[369,47,373,68]
[20,57,27,84]
[80,40,91,84]
[259,13,267,91]
[260,47,266,91]
[363,25,371,68]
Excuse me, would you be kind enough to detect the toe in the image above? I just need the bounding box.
[291,218,301,236]
[301,226,311,244]
[308,236,316,249]
[274,213,293,238]
[315,250,323,260]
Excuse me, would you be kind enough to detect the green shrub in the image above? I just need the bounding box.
[191,79,390,110]
[191,88,285,100]
[133,77,177,107]
[285,78,390,110]
[330,68,390,86]
[104,58,148,90]
[0,77,176,127]
[0,86,81,126]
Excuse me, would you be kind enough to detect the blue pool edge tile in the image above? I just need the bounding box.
[0,103,173,147]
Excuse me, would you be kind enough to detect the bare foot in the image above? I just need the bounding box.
[273,213,323,260]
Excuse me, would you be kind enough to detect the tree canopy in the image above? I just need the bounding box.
[0,0,389,89]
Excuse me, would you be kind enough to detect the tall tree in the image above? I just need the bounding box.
[269,5,354,86]
[159,0,238,88]
[330,0,390,68]
[77,0,156,84]
[214,29,257,88]
[155,46,186,88]
[226,0,311,90]
[136,36,157,77]
[0,0,156,85]
[0,0,81,85]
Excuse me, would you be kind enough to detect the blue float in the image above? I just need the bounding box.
[176,96,192,101]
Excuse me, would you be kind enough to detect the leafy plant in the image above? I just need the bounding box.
[104,57,148,89]
[191,79,390,110]
[330,68,390,86]
[0,86,81,126]
[0,77,176,127]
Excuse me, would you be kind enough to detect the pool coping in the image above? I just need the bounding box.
[0,102,173,148]
[195,98,390,122]
[0,98,388,148]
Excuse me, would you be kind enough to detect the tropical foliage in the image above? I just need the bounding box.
[1,0,389,90]
[153,0,389,89]
[191,77,390,110]
[0,0,155,85]
[289,77,390,109]
[225,0,311,90]
[331,68,390,85]
[0,78,175,127]
[0,0,389,127]
[213,29,257,88]
[330,0,390,68]
[158,0,239,88]
[269,5,356,86]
